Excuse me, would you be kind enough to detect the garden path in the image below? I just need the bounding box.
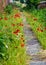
[22,13,46,65]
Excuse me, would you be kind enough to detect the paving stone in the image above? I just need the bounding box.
[26,44,41,55]
[30,61,46,65]
[26,39,39,45]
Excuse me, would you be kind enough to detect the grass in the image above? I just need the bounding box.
[0,9,26,65]
[23,8,46,49]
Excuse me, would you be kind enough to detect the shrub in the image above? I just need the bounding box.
[26,0,40,9]
[4,4,13,14]
[0,40,8,60]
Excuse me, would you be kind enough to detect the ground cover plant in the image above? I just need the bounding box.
[0,9,26,65]
[24,8,46,49]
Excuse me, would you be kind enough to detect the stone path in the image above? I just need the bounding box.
[22,14,46,65]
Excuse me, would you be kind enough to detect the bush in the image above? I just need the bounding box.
[26,0,40,9]
[0,40,8,60]
[4,4,13,14]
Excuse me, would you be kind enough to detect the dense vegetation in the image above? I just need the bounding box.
[0,8,26,65]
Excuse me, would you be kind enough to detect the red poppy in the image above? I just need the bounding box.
[19,23,24,26]
[12,24,15,26]
[14,13,20,18]
[20,37,24,40]
[21,43,25,47]
[45,27,46,30]
[34,18,37,21]
[4,17,8,20]
[40,30,43,32]
[37,27,43,32]
[37,28,40,31]
[13,29,20,35]
[0,17,2,20]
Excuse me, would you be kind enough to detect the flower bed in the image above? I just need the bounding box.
[0,9,26,65]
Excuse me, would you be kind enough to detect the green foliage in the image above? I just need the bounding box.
[4,4,13,14]
[0,40,8,60]
[0,9,26,65]
[26,0,40,9]
[30,0,40,4]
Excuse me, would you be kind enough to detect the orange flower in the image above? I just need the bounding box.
[45,27,46,30]
[37,27,40,31]
[19,23,24,26]
[40,30,43,32]
[34,18,37,21]
[21,43,25,47]
[12,24,15,26]
[14,13,20,18]
[20,37,24,41]
[37,27,43,32]
[13,29,20,35]
[4,17,8,20]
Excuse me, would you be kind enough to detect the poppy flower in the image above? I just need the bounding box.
[14,13,20,18]
[0,17,2,20]
[19,23,24,26]
[37,28,40,31]
[13,29,20,35]
[4,17,8,20]
[45,27,46,30]
[37,27,43,32]
[21,43,25,47]
[40,30,43,32]
[20,37,24,40]
[34,18,37,21]
[12,24,15,27]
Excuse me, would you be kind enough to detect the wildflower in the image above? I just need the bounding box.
[19,23,24,26]
[14,13,20,18]
[40,30,43,32]
[34,18,37,21]
[13,29,20,35]
[4,17,8,20]
[37,27,40,31]
[37,27,43,32]
[21,43,25,47]
[12,24,15,26]
[21,37,24,40]
[45,27,46,30]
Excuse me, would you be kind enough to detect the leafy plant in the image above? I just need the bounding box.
[0,40,9,60]
[4,4,12,14]
[26,0,40,9]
